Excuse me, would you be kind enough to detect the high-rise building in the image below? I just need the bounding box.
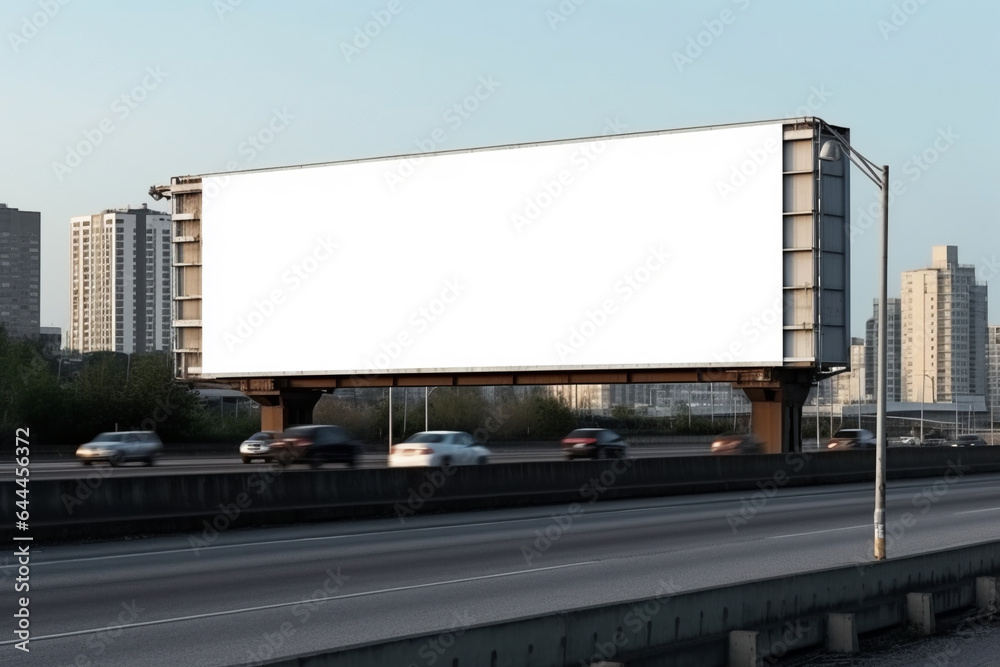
[988,325,1000,423]
[901,246,988,403]
[835,338,866,405]
[864,298,901,402]
[0,203,40,339]
[69,205,172,354]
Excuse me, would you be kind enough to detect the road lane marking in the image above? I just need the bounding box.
[954,507,1000,515]
[0,561,599,646]
[35,515,621,565]
[767,524,868,539]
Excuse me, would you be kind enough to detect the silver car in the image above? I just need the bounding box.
[240,430,280,463]
[76,431,163,466]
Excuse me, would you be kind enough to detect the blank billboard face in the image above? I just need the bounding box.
[201,122,785,377]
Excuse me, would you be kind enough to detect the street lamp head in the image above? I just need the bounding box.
[819,140,843,162]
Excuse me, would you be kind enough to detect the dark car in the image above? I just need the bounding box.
[270,425,361,468]
[947,434,987,447]
[826,428,877,450]
[561,428,628,460]
[710,433,762,455]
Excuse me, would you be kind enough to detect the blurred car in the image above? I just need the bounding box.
[710,433,762,455]
[947,434,987,447]
[270,425,361,468]
[76,431,163,466]
[561,428,629,460]
[826,428,877,450]
[239,430,280,463]
[388,431,490,467]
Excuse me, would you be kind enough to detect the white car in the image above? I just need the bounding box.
[388,431,490,467]
[76,431,163,466]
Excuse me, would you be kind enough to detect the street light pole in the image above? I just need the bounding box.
[829,377,834,437]
[857,364,862,429]
[874,164,889,560]
[820,126,889,561]
[424,386,438,431]
[921,373,934,445]
[920,376,925,446]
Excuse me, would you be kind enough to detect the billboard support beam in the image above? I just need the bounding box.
[739,370,812,453]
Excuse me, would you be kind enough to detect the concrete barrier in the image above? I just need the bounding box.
[261,540,1000,666]
[3,447,1000,542]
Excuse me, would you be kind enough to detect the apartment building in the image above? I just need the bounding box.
[69,204,171,353]
[864,298,902,402]
[0,203,40,339]
[835,338,866,405]
[900,246,988,403]
[988,325,1000,423]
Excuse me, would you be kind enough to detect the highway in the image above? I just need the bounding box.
[6,442,721,480]
[6,439,938,480]
[8,437,863,480]
[3,472,999,666]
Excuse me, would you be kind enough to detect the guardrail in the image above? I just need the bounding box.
[261,540,1000,666]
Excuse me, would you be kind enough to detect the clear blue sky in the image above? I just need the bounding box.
[2,0,997,337]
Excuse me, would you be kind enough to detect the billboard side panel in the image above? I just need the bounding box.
[170,177,204,378]
[779,122,850,371]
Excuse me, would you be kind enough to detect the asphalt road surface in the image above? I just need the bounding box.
[2,472,999,666]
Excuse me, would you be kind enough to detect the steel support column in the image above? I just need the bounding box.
[251,390,322,432]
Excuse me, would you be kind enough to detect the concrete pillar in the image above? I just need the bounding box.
[976,576,1000,611]
[729,630,762,667]
[745,388,782,454]
[906,592,935,635]
[740,372,812,454]
[826,613,859,653]
[254,390,322,432]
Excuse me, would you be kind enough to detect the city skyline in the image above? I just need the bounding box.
[2,1,998,338]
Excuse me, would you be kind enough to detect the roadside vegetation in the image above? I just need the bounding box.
[0,326,230,447]
[2,325,752,450]
[316,387,751,445]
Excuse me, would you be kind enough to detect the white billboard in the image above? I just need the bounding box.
[200,122,785,377]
